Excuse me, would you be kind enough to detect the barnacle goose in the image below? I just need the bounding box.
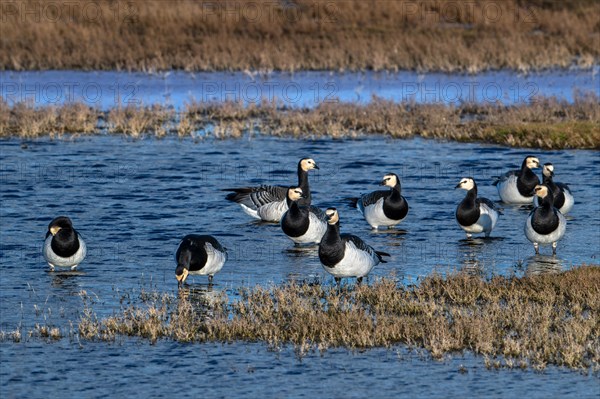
[493,156,540,204]
[175,235,228,287]
[350,173,409,229]
[455,177,501,238]
[318,208,390,285]
[43,216,87,271]
[280,187,328,245]
[525,185,567,255]
[224,158,319,222]
[533,163,574,215]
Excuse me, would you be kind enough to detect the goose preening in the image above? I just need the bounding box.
[224,158,319,222]
[533,163,574,215]
[175,235,228,287]
[350,173,409,229]
[280,187,328,245]
[455,177,501,238]
[43,216,87,271]
[493,156,540,204]
[525,185,566,255]
[318,208,390,284]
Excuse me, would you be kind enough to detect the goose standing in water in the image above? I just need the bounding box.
[175,235,228,287]
[43,216,87,271]
[351,173,409,229]
[455,177,501,238]
[533,163,574,215]
[318,208,389,285]
[525,185,566,255]
[493,156,540,204]
[224,158,319,222]
[280,187,328,245]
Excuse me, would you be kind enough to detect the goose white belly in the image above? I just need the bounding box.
[560,190,574,215]
[239,204,260,219]
[497,175,532,204]
[525,212,566,245]
[43,235,87,268]
[288,212,327,245]
[257,200,288,222]
[458,203,499,235]
[322,241,377,278]
[362,198,403,229]
[188,243,227,276]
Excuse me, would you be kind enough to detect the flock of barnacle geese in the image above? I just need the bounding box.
[43,156,573,287]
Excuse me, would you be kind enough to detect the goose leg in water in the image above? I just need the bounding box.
[534,243,539,254]
[208,275,214,285]
[356,276,363,285]
[552,242,557,255]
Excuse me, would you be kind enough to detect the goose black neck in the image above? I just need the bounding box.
[323,222,341,245]
[390,183,401,199]
[517,166,539,195]
[297,166,310,200]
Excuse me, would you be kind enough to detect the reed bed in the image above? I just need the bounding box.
[69,266,600,371]
[1,94,599,149]
[1,0,598,72]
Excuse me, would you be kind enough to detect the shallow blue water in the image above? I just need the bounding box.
[0,135,599,397]
[1,68,598,110]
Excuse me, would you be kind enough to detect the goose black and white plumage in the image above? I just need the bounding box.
[175,235,228,287]
[533,163,574,215]
[43,216,87,271]
[455,177,501,238]
[224,158,319,222]
[318,208,390,284]
[525,185,566,255]
[351,173,409,229]
[493,156,540,204]
[280,187,328,245]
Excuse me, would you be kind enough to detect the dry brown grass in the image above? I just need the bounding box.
[1,0,598,72]
[4,93,598,148]
[72,266,600,370]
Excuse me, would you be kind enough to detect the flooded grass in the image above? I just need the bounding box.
[6,266,596,371]
[1,94,598,149]
[1,0,597,72]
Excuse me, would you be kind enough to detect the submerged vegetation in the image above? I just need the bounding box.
[1,94,599,149]
[4,266,599,371]
[1,0,598,72]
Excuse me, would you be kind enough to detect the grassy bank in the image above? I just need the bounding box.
[74,266,600,370]
[1,0,598,72]
[1,94,599,149]
[2,266,599,370]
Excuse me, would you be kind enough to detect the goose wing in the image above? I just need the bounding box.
[342,234,389,262]
[492,170,518,186]
[359,190,388,207]
[224,185,287,210]
[308,205,327,221]
[555,181,571,193]
[477,197,503,214]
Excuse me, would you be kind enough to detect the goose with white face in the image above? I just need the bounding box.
[280,187,328,245]
[455,177,501,239]
[494,156,540,204]
[533,162,574,215]
[224,158,319,222]
[43,216,87,271]
[175,235,228,287]
[525,184,567,255]
[352,173,409,229]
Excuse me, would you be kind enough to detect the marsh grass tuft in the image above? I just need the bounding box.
[1,94,598,149]
[72,266,600,370]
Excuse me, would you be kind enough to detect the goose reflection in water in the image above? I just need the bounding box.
[524,254,564,276]
[177,284,225,320]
